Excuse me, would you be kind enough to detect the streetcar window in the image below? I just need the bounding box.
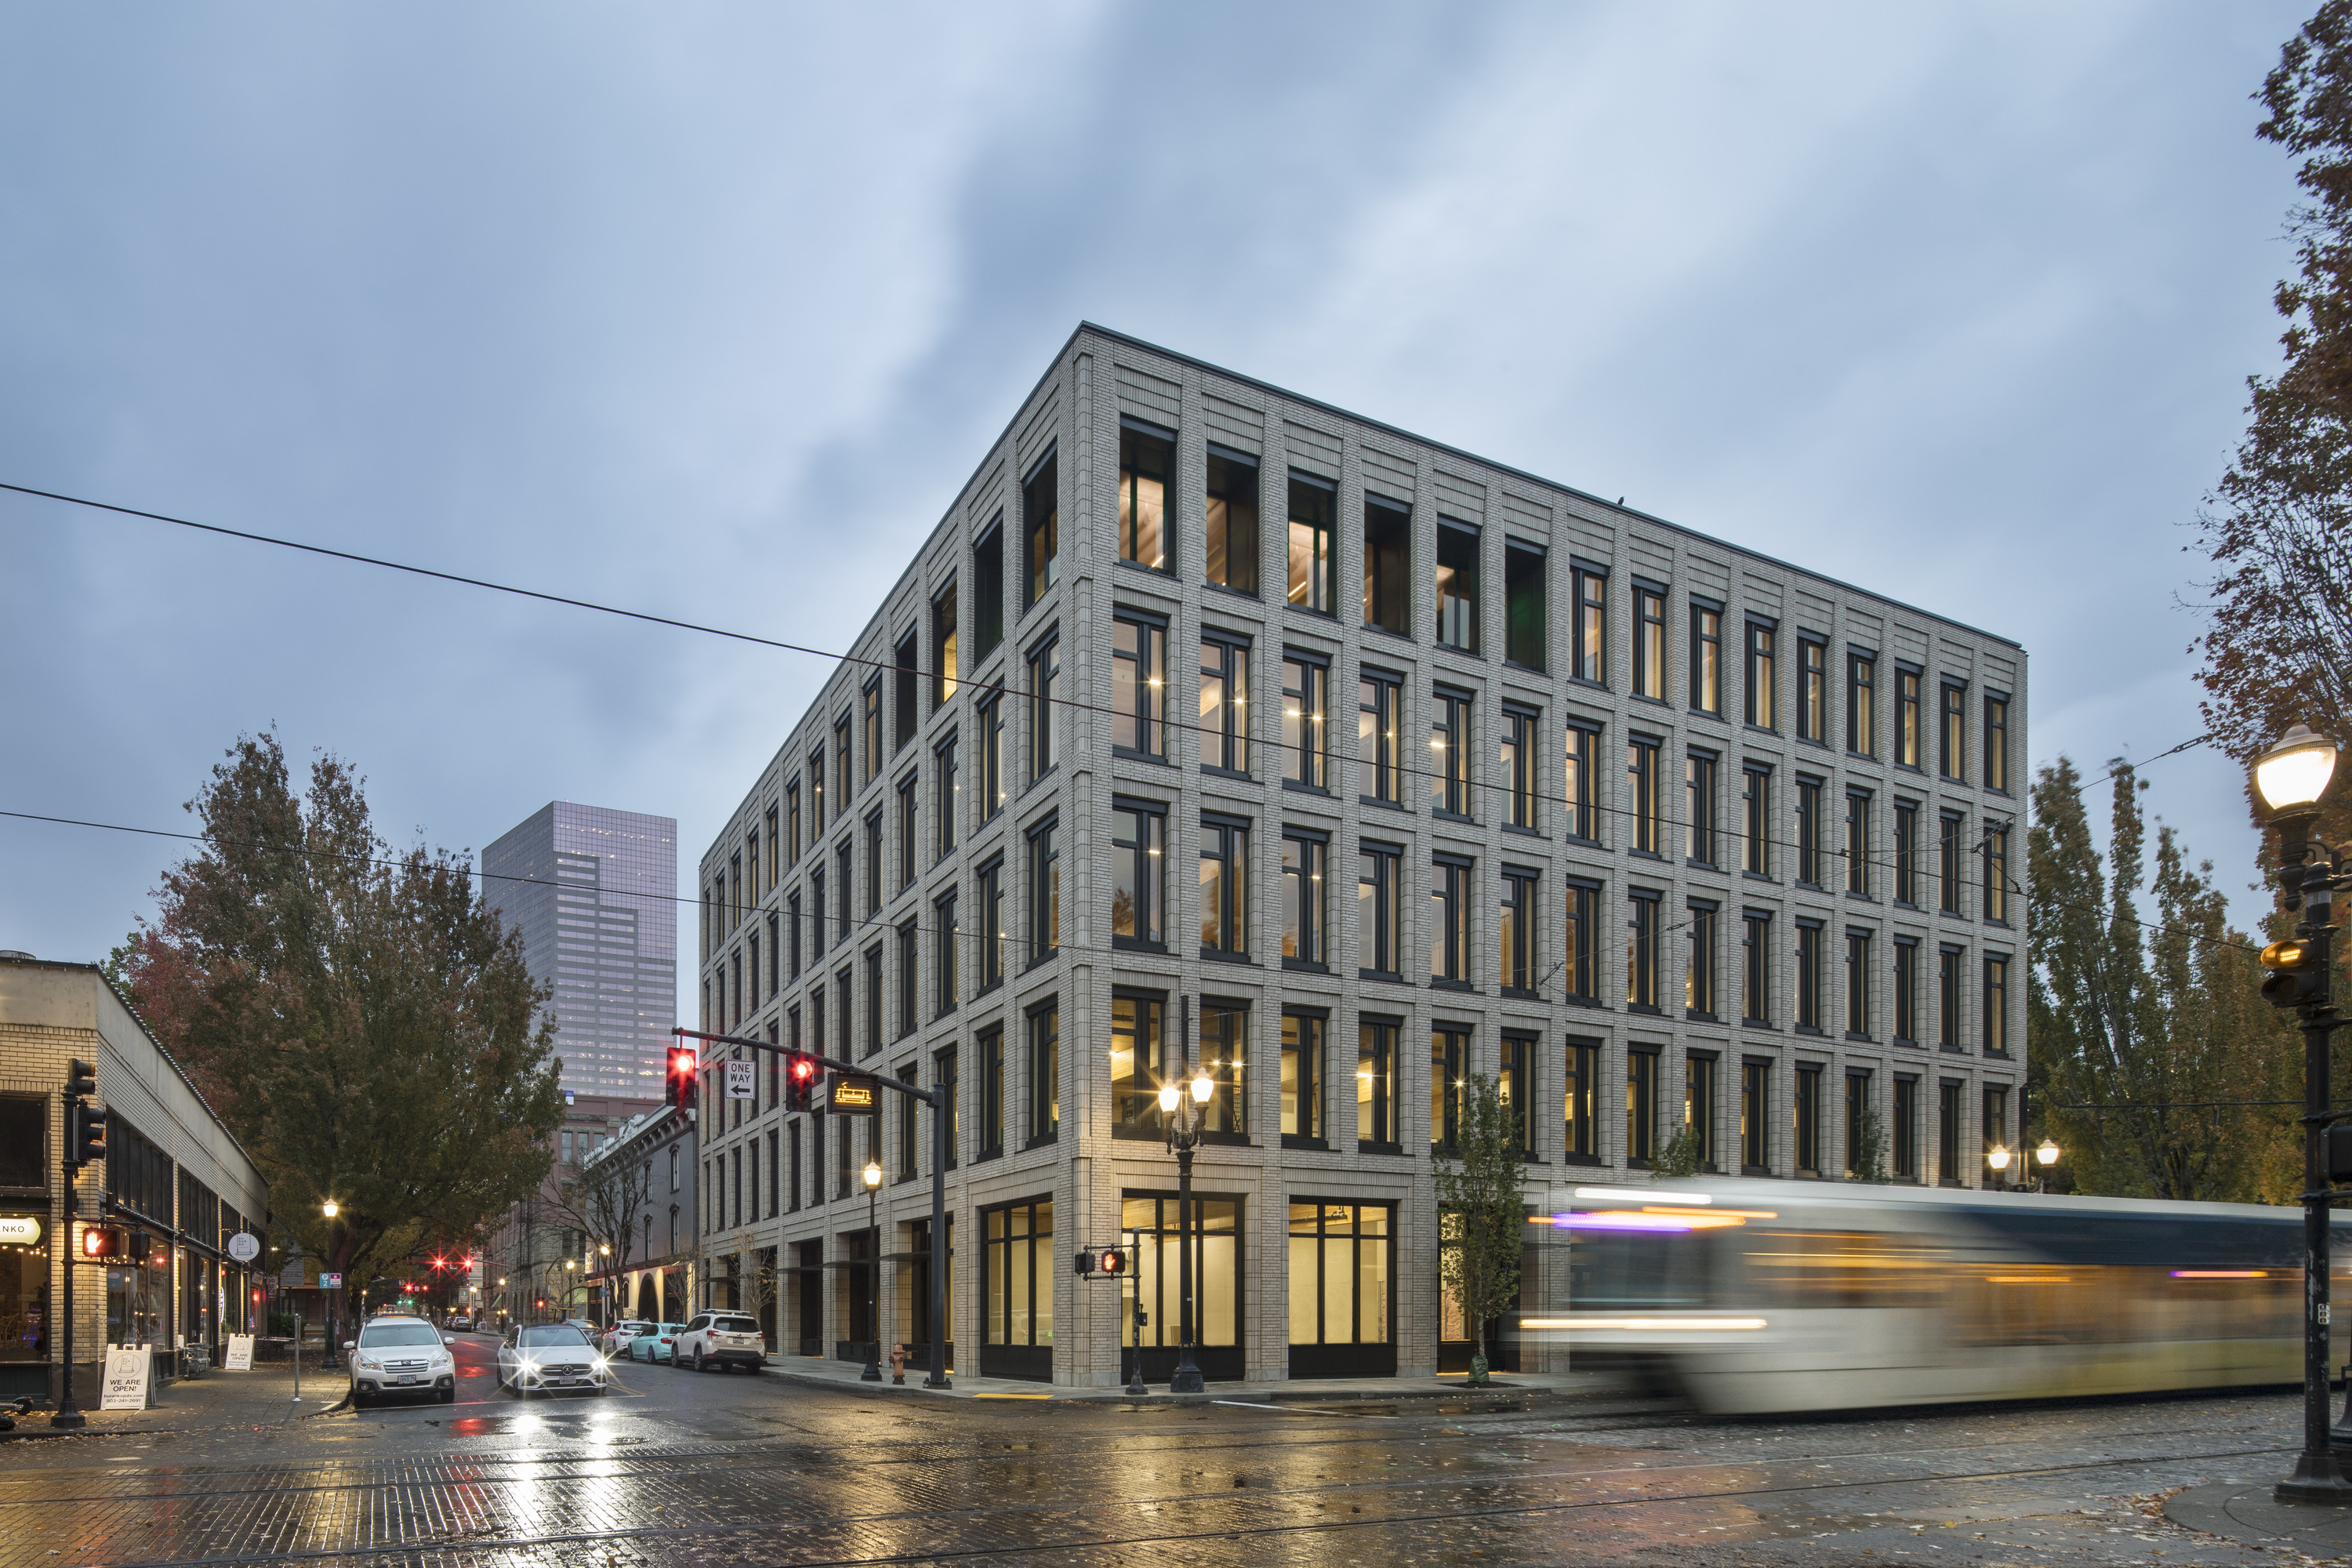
[1566,1230,1711,1310]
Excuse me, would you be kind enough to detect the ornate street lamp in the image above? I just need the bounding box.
[321,1200,344,1369]
[2250,725,2352,1504]
[1156,1001,1217,1396]
[862,1159,884,1383]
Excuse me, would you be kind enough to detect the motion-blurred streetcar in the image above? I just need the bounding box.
[1525,1179,2347,1413]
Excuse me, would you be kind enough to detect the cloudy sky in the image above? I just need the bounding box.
[0,2,2312,1007]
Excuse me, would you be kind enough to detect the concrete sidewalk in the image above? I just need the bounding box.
[0,1360,345,1440]
[2168,1481,2352,1556]
[751,1350,1592,1404]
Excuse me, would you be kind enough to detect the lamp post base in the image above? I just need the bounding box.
[2276,1451,2352,1504]
[48,1409,84,1429]
[1169,1363,1204,1395]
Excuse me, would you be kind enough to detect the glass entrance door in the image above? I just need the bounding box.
[1287,1201,1394,1379]
[1120,1194,1243,1383]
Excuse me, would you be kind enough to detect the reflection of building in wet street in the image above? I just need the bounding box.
[691,325,2028,1388]
[0,952,269,1403]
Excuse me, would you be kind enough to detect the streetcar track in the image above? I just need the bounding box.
[77,1440,2295,1568]
[0,1410,2288,1508]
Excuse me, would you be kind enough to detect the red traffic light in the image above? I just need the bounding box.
[669,1046,699,1112]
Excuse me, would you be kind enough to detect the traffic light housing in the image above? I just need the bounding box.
[785,1051,820,1113]
[2262,938,2328,1010]
[81,1226,121,1260]
[1073,1249,1094,1277]
[126,1229,153,1263]
[64,1058,96,1099]
[668,1046,699,1112]
[70,1102,107,1169]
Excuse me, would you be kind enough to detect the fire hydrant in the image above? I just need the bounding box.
[888,1343,907,1385]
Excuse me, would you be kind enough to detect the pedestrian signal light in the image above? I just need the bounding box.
[2261,938,2328,1009]
[786,1051,821,1114]
[126,1229,152,1263]
[82,1226,121,1259]
[1098,1250,1127,1276]
[1073,1249,1094,1277]
[668,1046,699,1112]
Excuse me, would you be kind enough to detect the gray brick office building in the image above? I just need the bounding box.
[692,324,2027,1388]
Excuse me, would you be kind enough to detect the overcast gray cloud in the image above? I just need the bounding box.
[0,1,2310,1001]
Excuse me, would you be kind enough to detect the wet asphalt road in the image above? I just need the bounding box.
[0,1332,2325,1566]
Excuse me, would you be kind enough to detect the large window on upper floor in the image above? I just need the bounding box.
[976,684,1006,824]
[1283,652,1331,790]
[1364,495,1410,633]
[1206,445,1260,594]
[1022,449,1058,608]
[972,517,1004,662]
[1112,611,1168,758]
[1633,584,1666,701]
[1435,518,1479,652]
[1690,601,1722,714]
[1430,687,1472,818]
[1501,705,1538,830]
[1940,680,1969,781]
[1847,650,1876,757]
[1572,565,1606,684]
[894,630,920,752]
[1200,632,1250,775]
[1504,539,1545,670]
[1896,666,1923,768]
[1118,419,1174,572]
[1798,636,1827,743]
[1025,814,1060,964]
[1358,670,1403,805]
[1288,470,1337,615]
[1026,630,1059,783]
[1564,720,1600,844]
[1111,799,1166,950]
[1745,621,1778,731]
[1984,693,2010,792]
[932,581,959,709]
[1200,814,1251,959]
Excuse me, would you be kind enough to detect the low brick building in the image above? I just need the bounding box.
[0,953,270,1403]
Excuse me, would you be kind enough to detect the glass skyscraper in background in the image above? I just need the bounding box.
[484,802,677,1100]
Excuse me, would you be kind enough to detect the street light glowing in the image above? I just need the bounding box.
[1157,1081,1179,1114]
[2036,1138,2060,1167]
[1191,1068,1214,1103]
[2255,724,2339,813]
[1987,1145,2013,1171]
[321,1200,339,1219]
[862,1159,883,1189]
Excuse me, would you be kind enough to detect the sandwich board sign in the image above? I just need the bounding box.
[223,1335,254,1371]
[100,1346,152,1410]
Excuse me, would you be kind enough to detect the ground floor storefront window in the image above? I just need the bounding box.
[1120,1193,1242,1383]
[0,1217,49,1399]
[1287,1201,1394,1379]
[980,1197,1052,1381]
[107,1258,165,1349]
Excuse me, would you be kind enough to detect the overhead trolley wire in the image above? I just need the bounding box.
[0,479,2250,966]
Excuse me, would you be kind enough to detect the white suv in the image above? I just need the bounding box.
[347,1315,456,1406]
[675,1312,766,1373]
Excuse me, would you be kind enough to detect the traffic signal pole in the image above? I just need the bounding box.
[673,1027,949,1391]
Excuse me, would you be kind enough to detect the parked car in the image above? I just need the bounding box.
[495,1322,608,1396]
[627,1322,688,1363]
[347,1314,456,1406]
[674,1312,767,1374]
[601,1319,652,1358]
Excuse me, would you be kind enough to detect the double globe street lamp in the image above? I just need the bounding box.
[2249,724,2352,1504]
[1156,1053,1216,1396]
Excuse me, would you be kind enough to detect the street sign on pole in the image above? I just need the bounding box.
[828,1075,879,1115]
[725,1060,756,1100]
[227,1232,260,1264]
[319,1272,343,1291]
